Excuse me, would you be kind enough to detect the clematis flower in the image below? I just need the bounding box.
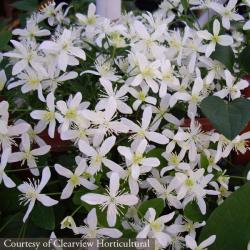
[172,169,219,214]
[56,92,89,132]
[96,78,132,114]
[118,139,160,193]
[55,158,97,199]
[8,66,46,102]
[31,93,61,138]
[18,166,58,222]
[12,18,50,40]
[81,172,138,227]
[76,3,98,31]
[137,208,175,248]
[0,148,16,188]
[185,235,216,250]
[128,54,161,93]
[4,40,46,75]
[81,98,128,145]
[214,70,248,100]
[8,133,51,176]
[129,84,157,111]
[211,0,243,30]
[122,106,169,145]
[76,208,122,238]
[0,119,29,152]
[40,29,86,72]
[147,178,182,209]
[79,136,122,175]
[197,19,233,57]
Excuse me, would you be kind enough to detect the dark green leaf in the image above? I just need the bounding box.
[200,96,250,140]
[31,203,55,230]
[239,45,250,73]
[200,153,209,170]
[199,182,250,250]
[12,0,38,11]
[184,201,206,222]
[0,30,12,50]
[138,198,164,219]
[181,0,189,11]
[211,45,235,72]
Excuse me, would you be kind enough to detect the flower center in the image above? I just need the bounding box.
[133,153,144,164]
[65,108,77,119]
[70,174,80,187]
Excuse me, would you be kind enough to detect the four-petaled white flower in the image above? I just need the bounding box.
[76,208,122,238]
[8,133,51,176]
[137,208,175,248]
[55,158,97,199]
[81,172,138,227]
[197,19,233,57]
[18,166,58,222]
[185,235,216,250]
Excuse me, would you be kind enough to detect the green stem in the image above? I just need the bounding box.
[0,212,21,233]
[71,205,83,216]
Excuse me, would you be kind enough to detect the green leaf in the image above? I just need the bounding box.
[138,198,164,219]
[199,182,250,250]
[211,45,235,72]
[30,203,55,230]
[239,45,250,73]
[200,153,209,170]
[184,201,206,222]
[0,30,12,50]
[181,0,189,11]
[12,0,38,11]
[200,96,250,140]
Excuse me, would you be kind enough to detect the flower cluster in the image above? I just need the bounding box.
[1,0,250,249]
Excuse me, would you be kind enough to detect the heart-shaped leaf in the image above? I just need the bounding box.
[199,182,250,250]
[200,96,250,140]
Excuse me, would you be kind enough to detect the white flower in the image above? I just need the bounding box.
[147,177,182,209]
[8,66,46,102]
[31,93,61,138]
[159,60,179,97]
[81,172,138,227]
[211,0,243,29]
[12,18,50,40]
[214,70,248,100]
[8,133,51,176]
[4,40,46,75]
[18,166,58,222]
[82,55,119,82]
[173,169,219,214]
[118,139,160,182]
[122,106,169,145]
[76,208,122,238]
[137,208,175,248]
[173,118,209,162]
[96,78,132,114]
[0,70,7,91]
[40,29,86,72]
[129,84,157,111]
[76,3,97,28]
[79,136,121,175]
[81,98,128,145]
[150,94,181,131]
[0,149,16,188]
[55,159,97,199]
[185,235,216,250]
[56,92,89,132]
[0,119,29,152]
[197,19,233,57]
[128,54,161,93]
